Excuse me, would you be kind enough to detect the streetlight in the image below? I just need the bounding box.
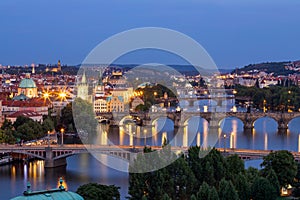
[263,99,267,113]
[47,131,50,147]
[223,134,227,153]
[60,128,64,146]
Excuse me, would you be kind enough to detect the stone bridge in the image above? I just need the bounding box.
[97,111,300,133]
[2,144,300,168]
[0,144,184,168]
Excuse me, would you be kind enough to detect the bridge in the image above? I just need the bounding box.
[1,144,300,168]
[97,111,300,133]
[0,144,185,168]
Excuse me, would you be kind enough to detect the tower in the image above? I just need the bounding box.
[31,63,35,74]
[77,70,89,101]
[94,69,104,96]
[57,60,61,71]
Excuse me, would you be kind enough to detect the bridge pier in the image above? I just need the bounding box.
[278,120,288,134]
[44,147,67,168]
[244,122,254,134]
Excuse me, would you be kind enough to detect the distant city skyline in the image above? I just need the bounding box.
[0,0,299,68]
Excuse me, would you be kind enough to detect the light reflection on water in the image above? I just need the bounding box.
[2,112,300,199]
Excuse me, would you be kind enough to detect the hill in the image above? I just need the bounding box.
[234,61,297,76]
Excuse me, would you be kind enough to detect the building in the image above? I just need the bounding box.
[107,71,127,87]
[17,73,38,98]
[94,98,107,113]
[111,88,133,103]
[77,71,89,102]
[2,99,50,116]
[107,96,124,112]
[6,111,43,124]
[131,97,144,111]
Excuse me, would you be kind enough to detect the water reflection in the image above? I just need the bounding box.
[2,111,300,199]
[93,116,300,153]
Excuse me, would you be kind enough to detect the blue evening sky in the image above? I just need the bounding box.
[0,0,299,68]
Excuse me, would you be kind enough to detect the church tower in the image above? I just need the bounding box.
[57,60,61,71]
[94,69,105,97]
[77,70,89,101]
[31,63,35,74]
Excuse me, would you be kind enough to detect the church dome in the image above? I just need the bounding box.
[19,78,36,88]
[10,179,84,200]
[10,190,84,200]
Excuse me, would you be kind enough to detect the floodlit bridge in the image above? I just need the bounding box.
[97,111,300,133]
[0,144,185,168]
[1,144,300,168]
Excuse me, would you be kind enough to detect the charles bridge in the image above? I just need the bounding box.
[97,111,300,133]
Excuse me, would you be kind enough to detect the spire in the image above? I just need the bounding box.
[58,60,61,71]
[31,64,35,74]
[81,70,87,84]
[98,70,103,86]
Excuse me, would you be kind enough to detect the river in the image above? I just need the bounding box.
[1,103,300,199]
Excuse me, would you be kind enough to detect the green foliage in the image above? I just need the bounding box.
[218,178,239,200]
[235,173,250,200]
[245,167,259,185]
[128,147,284,200]
[42,117,54,133]
[208,187,219,200]
[76,183,120,200]
[261,150,297,188]
[196,182,210,200]
[73,98,98,143]
[292,163,300,197]
[235,61,292,76]
[60,102,75,132]
[200,148,227,186]
[135,104,149,112]
[226,154,245,180]
[251,177,277,200]
[236,85,300,111]
[264,168,280,196]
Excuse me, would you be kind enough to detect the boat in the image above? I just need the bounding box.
[0,155,13,165]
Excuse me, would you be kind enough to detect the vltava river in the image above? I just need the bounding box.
[1,103,300,199]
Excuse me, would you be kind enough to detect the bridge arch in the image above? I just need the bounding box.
[183,116,209,127]
[218,116,244,133]
[97,116,109,123]
[288,116,300,133]
[253,116,278,133]
[151,117,174,133]
[119,115,135,126]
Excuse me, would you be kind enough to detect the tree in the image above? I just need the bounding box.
[76,183,120,200]
[208,187,219,200]
[187,146,203,188]
[166,157,197,199]
[13,116,31,130]
[261,150,297,188]
[42,117,54,134]
[226,154,245,180]
[200,148,227,186]
[196,182,210,200]
[245,167,259,185]
[264,168,280,196]
[60,102,75,132]
[218,179,238,200]
[235,173,250,200]
[293,163,300,197]
[73,98,98,143]
[251,177,277,200]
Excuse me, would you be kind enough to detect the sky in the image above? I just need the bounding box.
[0,0,300,68]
